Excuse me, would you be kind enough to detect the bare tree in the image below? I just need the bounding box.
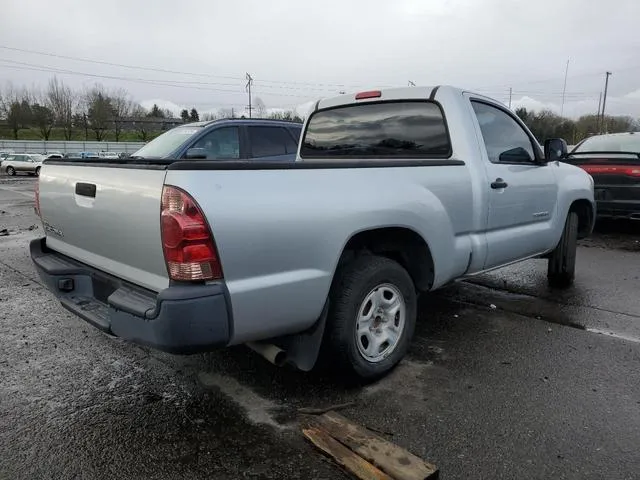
[219,108,236,119]
[201,112,219,121]
[110,88,133,142]
[47,77,76,140]
[131,104,154,141]
[254,97,266,117]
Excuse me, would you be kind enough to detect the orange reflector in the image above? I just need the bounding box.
[355,90,382,100]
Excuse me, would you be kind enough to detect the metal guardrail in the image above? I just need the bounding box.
[0,140,146,154]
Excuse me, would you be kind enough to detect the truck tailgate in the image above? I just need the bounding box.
[38,164,170,292]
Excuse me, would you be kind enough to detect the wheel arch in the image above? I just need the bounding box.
[569,198,595,239]
[335,226,435,292]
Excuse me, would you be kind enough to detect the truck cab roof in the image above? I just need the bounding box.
[315,85,495,111]
[185,118,304,128]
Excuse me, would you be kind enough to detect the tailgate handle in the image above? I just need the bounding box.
[75,182,96,198]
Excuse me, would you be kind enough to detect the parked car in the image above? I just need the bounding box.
[45,153,64,160]
[565,132,640,220]
[98,151,120,160]
[129,118,302,160]
[2,153,45,176]
[0,150,15,162]
[31,86,595,380]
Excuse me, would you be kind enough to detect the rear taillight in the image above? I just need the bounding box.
[581,165,640,177]
[34,180,41,217]
[160,185,222,282]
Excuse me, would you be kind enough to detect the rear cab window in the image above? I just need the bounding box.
[300,101,451,159]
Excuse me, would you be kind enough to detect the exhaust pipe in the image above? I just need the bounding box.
[246,342,287,367]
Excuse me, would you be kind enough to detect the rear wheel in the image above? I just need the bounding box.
[324,255,417,381]
[548,211,578,288]
[6,166,15,176]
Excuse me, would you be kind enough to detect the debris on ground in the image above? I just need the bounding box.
[303,410,439,480]
[298,401,356,415]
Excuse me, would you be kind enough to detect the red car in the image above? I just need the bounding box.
[566,132,640,220]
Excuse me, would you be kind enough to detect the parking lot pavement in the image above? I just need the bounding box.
[1,176,639,479]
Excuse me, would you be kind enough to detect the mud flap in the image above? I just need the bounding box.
[276,300,329,372]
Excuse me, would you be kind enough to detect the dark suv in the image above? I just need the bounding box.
[131,119,303,161]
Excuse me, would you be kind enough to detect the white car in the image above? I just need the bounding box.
[98,152,120,160]
[2,153,45,176]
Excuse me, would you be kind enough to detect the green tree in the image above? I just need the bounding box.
[180,109,189,123]
[189,108,199,122]
[147,104,165,118]
[85,86,113,141]
[31,104,55,140]
[6,99,32,139]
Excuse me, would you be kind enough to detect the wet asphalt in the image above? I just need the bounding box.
[0,176,639,480]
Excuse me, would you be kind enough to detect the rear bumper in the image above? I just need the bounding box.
[30,238,231,353]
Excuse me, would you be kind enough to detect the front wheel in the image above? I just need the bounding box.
[35,167,41,177]
[6,166,15,176]
[548,211,578,288]
[324,255,417,381]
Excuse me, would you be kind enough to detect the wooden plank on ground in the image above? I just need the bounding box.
[312,411,439,480]
[303,426,393,480]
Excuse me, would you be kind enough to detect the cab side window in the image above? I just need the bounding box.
[248,126,297,158]
[471,101,536,164]
[191,127,240,160]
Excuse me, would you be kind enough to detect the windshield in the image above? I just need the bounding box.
[573,134,640,153]
[132,126,203,158]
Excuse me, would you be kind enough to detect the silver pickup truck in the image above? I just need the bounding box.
[31,86,595,380]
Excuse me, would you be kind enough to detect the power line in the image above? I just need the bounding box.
[0,44,367,90]
[0,58,319,99]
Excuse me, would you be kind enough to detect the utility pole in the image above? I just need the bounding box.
[596,92,602,133]
[231,107,235,119]
[508,87,512,109]
[600,71,612,133]
[408,80,416,87]
[560,59,569,117]
[245,73,253,119]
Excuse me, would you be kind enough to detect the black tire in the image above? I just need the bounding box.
[35,167,41,177]
[6,166,15,176]
[324,255,417,381]
[548,211,578,288]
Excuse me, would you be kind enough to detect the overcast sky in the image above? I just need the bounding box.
[1,0,639,118]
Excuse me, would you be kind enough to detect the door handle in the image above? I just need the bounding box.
[491,178,508,189]
[75,182,97,198]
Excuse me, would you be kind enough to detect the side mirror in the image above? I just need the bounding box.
[498,147,533,163]
[185,148,207,160]
[544,138,568,162]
